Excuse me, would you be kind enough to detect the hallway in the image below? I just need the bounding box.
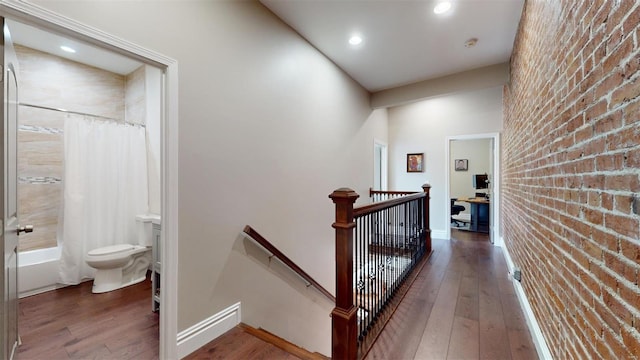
[189,230,539,359]
[365,229,538,359]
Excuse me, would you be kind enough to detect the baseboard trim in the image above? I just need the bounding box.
[431,229,447,239]
[20,284,67,298]
[500,237,552,359]
[177,302,241,359]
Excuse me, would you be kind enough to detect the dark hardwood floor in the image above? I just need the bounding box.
[185,326,302,360]
[365,229,538,360]
[190,230,538,359]
[17,275,158,359]
[17,231,537,360]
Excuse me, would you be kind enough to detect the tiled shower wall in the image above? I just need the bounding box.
[16,45,145,252]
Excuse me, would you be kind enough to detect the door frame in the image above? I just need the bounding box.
[0,2,179,359]
[373,139,388,191]
[445,132,501,245]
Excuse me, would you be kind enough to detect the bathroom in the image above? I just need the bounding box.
[11,19,162,302]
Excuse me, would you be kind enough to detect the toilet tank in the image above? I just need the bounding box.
[136,214,161,246]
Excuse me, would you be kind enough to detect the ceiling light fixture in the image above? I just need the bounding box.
[349,35,363,46]
[433,1,452,15]
[60,45,76,53]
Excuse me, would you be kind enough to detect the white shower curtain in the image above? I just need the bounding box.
[58,114,149,285]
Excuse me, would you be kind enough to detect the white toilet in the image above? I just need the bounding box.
[85,214,160,293]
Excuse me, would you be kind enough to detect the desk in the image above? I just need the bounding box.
[458,197,490,233]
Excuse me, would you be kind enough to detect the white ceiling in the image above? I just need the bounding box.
[261,0,525,92]
[7,19,142,76]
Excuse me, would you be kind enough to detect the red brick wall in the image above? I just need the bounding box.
[503,1,640,358]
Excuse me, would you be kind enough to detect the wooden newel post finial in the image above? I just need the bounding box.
[329,188,359,360]
[422,183,432,253]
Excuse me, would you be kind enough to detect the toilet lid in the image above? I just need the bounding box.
[88,244,135,256]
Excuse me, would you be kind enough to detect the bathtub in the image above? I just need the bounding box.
[18,246,66,298]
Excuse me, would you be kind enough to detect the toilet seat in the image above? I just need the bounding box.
[88,244,136,256]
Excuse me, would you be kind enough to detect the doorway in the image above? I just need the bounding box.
[446,133,500,244]
[373,140,388,191]
[0,2,178,358]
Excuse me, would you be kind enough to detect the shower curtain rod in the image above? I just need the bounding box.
[19,102,145,127]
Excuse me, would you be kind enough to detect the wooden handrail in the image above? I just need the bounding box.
[368,187,418,197]
[243,225,335,303]
[330,184,431,360]
[355,192,426,217]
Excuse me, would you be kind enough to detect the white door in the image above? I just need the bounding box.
[1,19,25,360]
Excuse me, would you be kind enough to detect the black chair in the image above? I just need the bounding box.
[451,198,466,227]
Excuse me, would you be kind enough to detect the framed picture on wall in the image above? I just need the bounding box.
[407,153,424,172]
[455,159,468,171]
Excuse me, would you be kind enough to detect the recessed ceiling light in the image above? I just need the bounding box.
[349,35,363,46]
[434,1,452,15]
[60,45,76,53]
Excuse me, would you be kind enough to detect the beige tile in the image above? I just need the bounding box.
[18,183,61,251]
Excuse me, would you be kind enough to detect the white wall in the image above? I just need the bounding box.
[450,138,492,214]
[29,1,386,355]
[388,86,503,238]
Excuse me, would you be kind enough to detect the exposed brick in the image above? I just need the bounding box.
[584,174,605,189]
[584,207,604,226]
[603,33,634,73]
[619,238,640,264]
[504,1,640,356]
[591,227,618,252]
[604,174,640,192]
[593,110,623,134]
[593,265,619,293]
[618,281,640,311]
[603,329,634,359]
[605,213,640,239]
[601,192,614,211]
[595,68,625,100]
[621,326,640,357]
[614,194,634,214]
[609,126,640,150]
[611,79,640,109]
[595,153,625,171]
[603,289,634,326]
[594,298,623,335]
[604,252,637,284]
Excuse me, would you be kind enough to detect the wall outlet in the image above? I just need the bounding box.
[513,268,522,282]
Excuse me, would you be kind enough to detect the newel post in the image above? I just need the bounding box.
[422,183,432,253]
[329,188,359,360]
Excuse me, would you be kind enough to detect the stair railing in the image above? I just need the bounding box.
[329,184,431,360]
[243,225,335,302]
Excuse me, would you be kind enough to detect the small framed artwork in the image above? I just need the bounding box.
[407,153,424,173]
[455,159,468,171]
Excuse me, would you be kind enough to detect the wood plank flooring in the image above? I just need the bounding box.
[184,326,302,360]
[17,276,158,359]
[16,230,537,360]
[366,229,538,359]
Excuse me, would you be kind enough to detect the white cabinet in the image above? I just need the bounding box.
[152,223,161,312]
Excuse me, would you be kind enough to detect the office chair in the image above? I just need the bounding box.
[451,198,466,227]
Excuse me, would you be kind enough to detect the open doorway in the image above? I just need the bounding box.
[373,140,388,191]
[446,133,500,244]
[0,3,178,357]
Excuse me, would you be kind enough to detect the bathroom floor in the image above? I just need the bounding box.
[17,274,158,359]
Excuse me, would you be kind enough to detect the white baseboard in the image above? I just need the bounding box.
[500,237,552,359]
[431,229,447,239]
[177,302,241,359]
